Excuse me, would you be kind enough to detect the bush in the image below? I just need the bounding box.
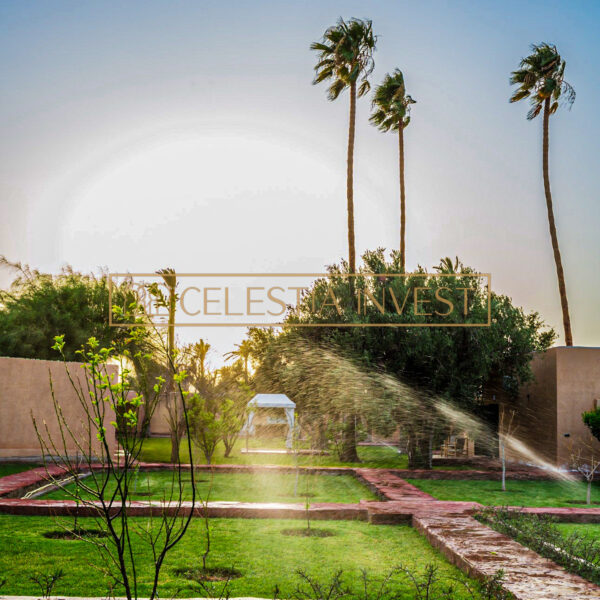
[583,408,600,442]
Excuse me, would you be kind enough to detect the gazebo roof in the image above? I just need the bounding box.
[249,393,295,408]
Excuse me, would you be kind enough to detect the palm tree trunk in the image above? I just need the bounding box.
[398,126,406,272]
[346,81,357,274]
[542,98,573,346]
[339,413,359,463]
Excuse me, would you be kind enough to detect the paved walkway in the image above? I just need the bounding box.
[0,465,68,498]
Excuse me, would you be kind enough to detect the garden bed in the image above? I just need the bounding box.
[406,478,600,507]
[0,515,481,597]
[39,471,378,504]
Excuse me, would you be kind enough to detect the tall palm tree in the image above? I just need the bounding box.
[311,18,377,274]
[510,43,575,346]
[193,339,211,380]
[224,339,253,384]
[370,69,416,272]
[156,268,183,463]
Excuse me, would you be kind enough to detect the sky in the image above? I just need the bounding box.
[1,0,599,367]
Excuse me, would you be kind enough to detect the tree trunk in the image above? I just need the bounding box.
[347,81,357,274]
[339,416,359,462]
[500,439,506,492]
[542,98,573,346]
[407,429,431,469]
[223,441,233,457]
[398,126,406,272]
[587,479,592,505]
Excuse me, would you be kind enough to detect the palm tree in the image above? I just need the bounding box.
[311,18,377,274]
[224,339,253,384]
[510,43,575,346]
[155,268,183,463]
[370,70,416,272]
[193,339,211,380]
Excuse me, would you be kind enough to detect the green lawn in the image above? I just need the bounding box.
[41,471,377,503]
[0,463,39,478]
[407,478,600,507]
[138,438,467,470]
[0,516,480,598]
[139,437,411,468]
[556,523,600,538]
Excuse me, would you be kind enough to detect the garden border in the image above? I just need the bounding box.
[2,463,600,599]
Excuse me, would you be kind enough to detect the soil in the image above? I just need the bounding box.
[43,528,108,540]
[280,528,335,537]
[174,566,242,582]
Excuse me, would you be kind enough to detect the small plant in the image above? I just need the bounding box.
[289,566,512,600]
[569,435,600,505]
[477,570,512,600]
[29,568,64,598]
[293,569,348,600]
[498,407,517,492]
[304,469,312,534]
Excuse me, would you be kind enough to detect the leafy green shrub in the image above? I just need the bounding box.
[583,408,600,442]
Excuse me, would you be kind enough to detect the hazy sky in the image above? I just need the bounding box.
[1,0,599,366]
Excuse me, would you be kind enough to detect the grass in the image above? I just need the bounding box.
[556,523,600,538]
[138,437,469,470]
[0,516,480,597]
[41,471,377,503]
[0,463,39,478]
[139,437,411,468]
[407,478,600,507]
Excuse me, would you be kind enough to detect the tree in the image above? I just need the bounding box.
[0,258,146,361]
[498,406,517,492]
[147,268,183,463]
[311,17,377,275]
[215,362,252,457]
[183,339,211,381]
[33,325,197,600]
[188,395,227,465]
[370,70,416,272]
[569,435,600,505]
[582,406,600,443]
[510,43,575,346]
[224,339,254,384]
[250,250,555,466]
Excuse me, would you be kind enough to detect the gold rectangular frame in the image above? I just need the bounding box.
[108,272,492,327]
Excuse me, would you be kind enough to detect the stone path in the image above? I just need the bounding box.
[354,469,600,599]
[2,464,600,599]
[0,464,68,498]
[0,498,365,520]
[415,514,600,599]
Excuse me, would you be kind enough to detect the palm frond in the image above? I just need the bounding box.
[510,42,575,119]
[311,17,377,102]
[369,68,415,132]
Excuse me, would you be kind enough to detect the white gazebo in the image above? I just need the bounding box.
[244,393,296,448]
